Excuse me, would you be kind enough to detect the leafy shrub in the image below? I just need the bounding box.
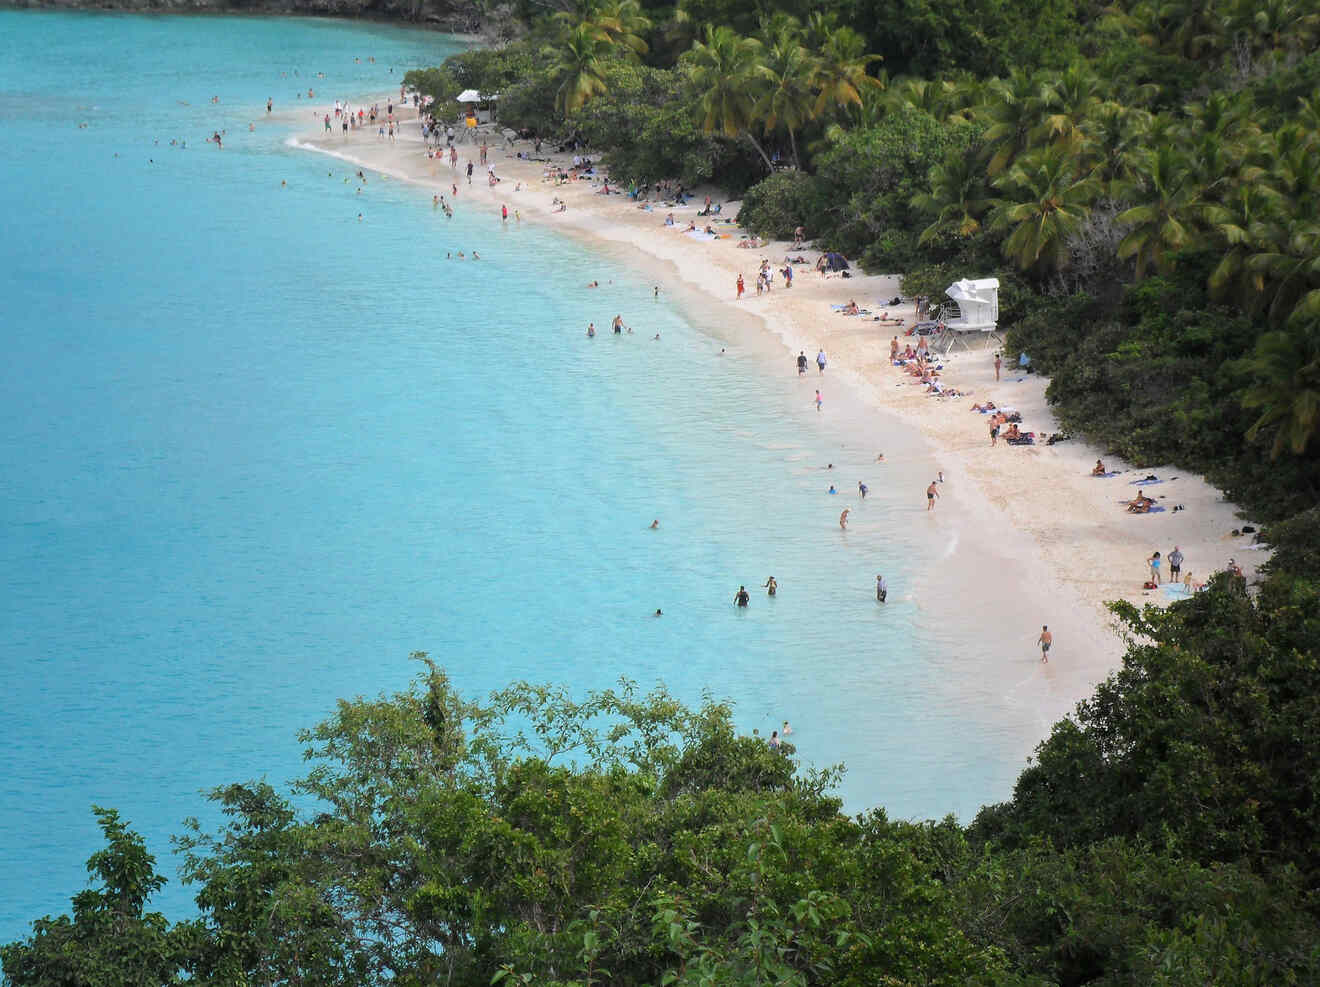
[736,171,830,239]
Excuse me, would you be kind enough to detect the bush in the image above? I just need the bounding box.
[736,171,830,239]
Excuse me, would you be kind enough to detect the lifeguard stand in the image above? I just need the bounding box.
[936,277,1001,352]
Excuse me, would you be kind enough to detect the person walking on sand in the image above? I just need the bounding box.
[797,351,808,375]
[1147,550,1162,584]
[816,349,827,373]
[1168,545,1183,579]
[763,576,777,596]
[839,508,850,529]
[876,574,887,602]
[501,204,508,223]
[734,585,750,607]
[990,422,999,446]
[736,274,745,299]
[1037,625,1052,662]
[994,352,1002,381]
[926,481,939,510]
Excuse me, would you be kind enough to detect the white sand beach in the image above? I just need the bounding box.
[283,100,1265,727]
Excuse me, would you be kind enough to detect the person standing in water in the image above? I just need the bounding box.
[734,585,750,607]
[1037,625,1052,663]
[839,508,850,529]
[763,576,777,596]
[858,481,868,499]
[876,574,887,601]
[815,389,823,412]
[926,481,940,510]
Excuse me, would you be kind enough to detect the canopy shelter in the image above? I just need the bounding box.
[456,89,499,125]
[935,277,1001,352]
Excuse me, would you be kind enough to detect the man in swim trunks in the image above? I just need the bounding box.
[1037,625,1052,662]
[876,574,887,602]
[763,576,777,596]
[797,351,808,375]
[927,481,939,510]
[734,586,750,607]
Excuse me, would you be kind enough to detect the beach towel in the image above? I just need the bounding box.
[685,231,717,241]
[1130,477,1163,486]
[1092,471,1120,478]
[1162,582,1192,599]
[1147,505,1167,513]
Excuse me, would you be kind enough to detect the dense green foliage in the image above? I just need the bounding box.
[7,556,1320,986]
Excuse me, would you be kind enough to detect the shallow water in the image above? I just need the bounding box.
[1,11,1049,938]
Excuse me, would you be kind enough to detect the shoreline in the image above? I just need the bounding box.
[285,103,1265,732]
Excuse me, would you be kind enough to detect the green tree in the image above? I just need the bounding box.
[990,147,1100,274]
[757,26,817,168]
[546,23,613,113]
[1115,145,1212,277]
[1239,318,1320,457]
[0,808,185,987]
[686,25,775,172]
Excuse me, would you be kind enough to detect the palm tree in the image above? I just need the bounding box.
[1033,60,1106,151]
[554,0,650,58]
[1208,182,1284,310]
[687,25,775,172]
[811,26,883,118]
[1240,319,1320,457]
[1114,145,1212,278]
[978,69,1047,176]
[989,147,1100,274]
[546,22,612,114]
[1079,102,1150,188]
[1244,219,1320,326]
[912,151,993,243]
[758,29,817,168]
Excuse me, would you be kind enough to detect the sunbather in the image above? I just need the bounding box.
[1092,459,1106,476]
[972,401,996,412]
[1126,493,1154,513]
[841,299,860,315]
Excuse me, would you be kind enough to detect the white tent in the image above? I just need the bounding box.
[456,90,499,124]
[936,277,1001,351]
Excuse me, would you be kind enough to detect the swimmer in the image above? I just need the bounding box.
[587,322,596,338]
[828,484,837,494]
[839,508,850,529]
[763,576,777,596]
[587,280,599,288]
[649,519,659,529]
[357,213,363,221]
[653,333,661,340]
[472,251,480,259]
[781,720,791,736]
[876,453,885,462]
[654,608,663,617]
[733,585,750,607]
[433,194,439,208]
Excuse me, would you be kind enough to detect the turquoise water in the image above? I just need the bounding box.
[0,11,1046,939]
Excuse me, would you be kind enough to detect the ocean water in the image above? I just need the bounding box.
[0,11,1057,939]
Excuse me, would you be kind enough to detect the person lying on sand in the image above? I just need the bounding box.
[1092,459,1107,476]
[685,220,696,232]
[736,237,763,248]
[972,401,997,412]
[841,300,860,315]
